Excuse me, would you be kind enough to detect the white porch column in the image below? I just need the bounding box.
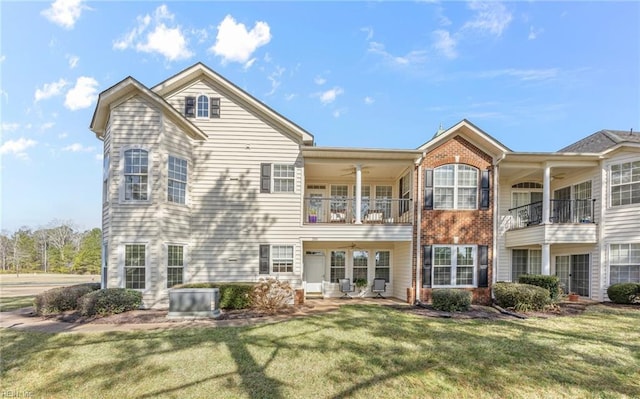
[355,164,362,224]
[542,164,551,224]
[541,243,551,275]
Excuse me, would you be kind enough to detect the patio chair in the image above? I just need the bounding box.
[372,278,386,298]
[339,278,354,299]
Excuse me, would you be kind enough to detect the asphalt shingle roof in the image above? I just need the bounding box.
[558,129,640,153]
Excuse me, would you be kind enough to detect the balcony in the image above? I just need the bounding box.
[304,197,412,225]
[505,199,597,247]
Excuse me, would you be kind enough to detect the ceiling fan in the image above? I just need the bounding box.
[340,166,371,177]
[338,242,363,250]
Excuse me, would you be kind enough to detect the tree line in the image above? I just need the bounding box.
[0,220,101,275]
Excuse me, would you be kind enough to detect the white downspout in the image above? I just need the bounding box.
[415,156,424,304]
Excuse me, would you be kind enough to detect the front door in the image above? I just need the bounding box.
[304,252,325,293]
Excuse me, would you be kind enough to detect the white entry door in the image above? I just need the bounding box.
[304,252,325,293]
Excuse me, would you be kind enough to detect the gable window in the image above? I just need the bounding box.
[167,245,184,288]
[609,243,640,285]
[330,250,346,282]
[272,245,294,273]
[123,149,149,201]
[375,250,390,282]
[273,164,295,192]
[611,161,640,206]
[210,97,221,118]
[185,96,195,118]
[432,245,476,287]
[124,244,146,290]
[168,156,187,204]
[197,95,209,118]
[511,249,541,282]
[434,164,478,210]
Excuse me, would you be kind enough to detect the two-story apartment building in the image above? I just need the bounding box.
[90,63,638,308]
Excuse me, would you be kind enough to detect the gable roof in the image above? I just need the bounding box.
[417,119,511,158]
[90,76,207,141]
[152,62,314,145]
[558,129,640,153]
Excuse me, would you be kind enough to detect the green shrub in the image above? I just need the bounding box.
[607,283,640,304]
[174,282,254,309]
[518,274,561,300]
[78,288,142,316]
[431,289,472,312]
[493,282,550,311]
[250,278,293,314]
[34,283,101,315]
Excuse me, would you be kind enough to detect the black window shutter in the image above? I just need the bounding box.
[260,163,271,193]
[211,97,220,118]
[422,245,432,288]
[424,169,434,210]
[478,245,489,287]
[480,169,490,210]
[185,96,195,118]
[259,245,270,274]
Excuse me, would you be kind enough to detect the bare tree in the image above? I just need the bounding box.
[48,220,75,262]
[34,228,50,272]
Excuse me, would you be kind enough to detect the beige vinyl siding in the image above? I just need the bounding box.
[496,178,513,281]
[392,242,411,301]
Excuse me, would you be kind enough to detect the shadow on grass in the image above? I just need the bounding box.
[1,305,639,398]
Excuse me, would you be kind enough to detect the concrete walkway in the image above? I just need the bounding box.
[0,298,409,334]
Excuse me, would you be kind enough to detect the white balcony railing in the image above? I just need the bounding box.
[304,197,412,225]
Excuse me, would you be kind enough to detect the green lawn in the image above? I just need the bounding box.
[0,295,34,312]
[1,304,639,399]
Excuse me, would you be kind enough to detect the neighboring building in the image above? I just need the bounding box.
[495,130,640,301]
[90,63,638,308]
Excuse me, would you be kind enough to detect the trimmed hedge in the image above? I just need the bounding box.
[607,283,640,304]
[78,288,143,316]
[493,282,551,311]
[431,289,472,312]
[34,283,101,315]
[518,274,561,300]
[173,282,254,309]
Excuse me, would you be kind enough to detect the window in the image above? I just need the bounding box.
[103,154,110,204]
[331,185,348,217]
[511,249,542,282]
[375,186,393,219]
[273,164,295,192]
[353,185,371,216]
[168,156,187,204]
[610,244,640,284]
[167,245,184,288]
[211,97,221,118]
[611,161,640,206]
[123,149,149,201]
[353,250,368,282]
[272,245,294,273]
[434,164,478,209]
[197,95,209,118]
[124,244,146,289]
[375,251,390,282]
[330,250,346,282]
[399,173,410,214]
[184,96,195,118]
[432,245,476,286]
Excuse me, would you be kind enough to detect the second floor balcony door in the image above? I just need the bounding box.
[308,188,325,223]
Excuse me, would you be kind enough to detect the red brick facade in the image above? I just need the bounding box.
[414,135,494,305]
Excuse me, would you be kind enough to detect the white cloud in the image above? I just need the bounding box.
[62,143,95,152]
[95,153,103,161]
[40,122,55,131]
[361,26,374,41]
[364,96,375,105]
[0,138,37,160]
[333,109,346,118]
[266,66,285,96]
[0,55,5,63]
[210,15,271,66]
[317,87,344,104]
[463,2,512,36]
[114,5,193,62]
[479,68,559,81]
[1,122,20,132]
[41,0,86,29]
[528,26,543,40]
[64,76,98,110]
[432,30,457,59]
[58,132,68,139]
[368,41,428,66]
[67,54,79,68]
[314,76,327,85]
[34,78,68,102]
[284,93,297,101]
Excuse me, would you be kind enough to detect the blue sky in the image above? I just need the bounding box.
[1,1,639,233]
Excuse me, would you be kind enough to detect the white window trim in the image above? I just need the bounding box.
[434,164,479,210]
[272,164,296,194]
[164,243,188,288]
[119,145,152,204]
[608,243,640,285]
[432,244,477,288]
[270,244,295,275]
[167,154,188,206]
[510,248,542,281]
[120,242,149,292]
[196,94,209,119]
[374,250,392,284]
[609,160,640,208]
